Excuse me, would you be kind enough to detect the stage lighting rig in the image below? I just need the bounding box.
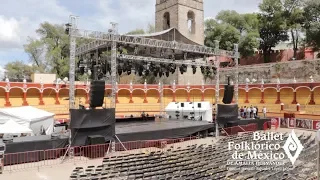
[192,65,197,74]
[65,23,72,35]
[179,64,188,74]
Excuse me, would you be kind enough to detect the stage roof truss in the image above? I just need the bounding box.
[118,54,214,67]
[73,29,236,58]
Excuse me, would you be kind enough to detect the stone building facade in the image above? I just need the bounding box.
[155,0,204,45]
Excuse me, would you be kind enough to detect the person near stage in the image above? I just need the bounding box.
[247,106,251,118]
[240,107,244,118]
[243,106,247,118]
[256,106,259,116]
[252,106,257,118]
[262,106,267,118]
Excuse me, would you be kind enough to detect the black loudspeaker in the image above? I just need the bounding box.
[181,103,184,107]
[198,103,201,108]
[86,135,105,145]
[90,80,105,108]
[222,85,234,104]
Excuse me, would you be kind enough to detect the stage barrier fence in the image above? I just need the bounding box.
[222,123,257,136]
[2,123,258,172]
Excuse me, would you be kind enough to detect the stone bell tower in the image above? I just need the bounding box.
[155,0,204,45]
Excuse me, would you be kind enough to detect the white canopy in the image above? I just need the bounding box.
[0,106,54,135]
[0,120,32,134]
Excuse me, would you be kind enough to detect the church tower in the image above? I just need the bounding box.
[155,0,204,45]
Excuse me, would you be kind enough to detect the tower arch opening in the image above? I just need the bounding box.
[187,11,195,34]
[163,12,170,30]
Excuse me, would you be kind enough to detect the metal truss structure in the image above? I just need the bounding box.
[73,29,236,58]
[68,16,240,138]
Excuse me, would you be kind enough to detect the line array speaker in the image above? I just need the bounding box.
[90,80,105,108]
[222,85,234,104]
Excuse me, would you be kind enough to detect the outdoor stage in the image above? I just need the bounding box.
[115,119,215,142]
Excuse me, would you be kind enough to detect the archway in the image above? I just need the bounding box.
[42,88,57,105]
[163,12,170,30]
[296,87,311,105]
[238,89,246,104]
[26,88,41,106]
[75,89,87,107]
[9,88,24,106]
[187,11,195,33]
[59,89,69,105]
[163,89,173,105]
[248,88,261,104]
[0,87,5,106]
[147,89,159,104]
[203,89,215,104]
[264,88,277,104]
[117,89,130,104]
[146,89,160,113]
[280,88,294,105]
[132,89,145,104]
[314,87,320,105]
[219,89,224,104]
[189,89,202,102]
[175,89,188,102]
[104,89,112,108]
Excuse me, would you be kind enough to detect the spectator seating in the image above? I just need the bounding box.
[70,132,317,179]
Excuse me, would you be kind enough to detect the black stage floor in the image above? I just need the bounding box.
[115,119,215,142]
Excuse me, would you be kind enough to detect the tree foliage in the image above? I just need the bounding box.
[4,60,36,81]
[24,22,70,78]
[304,0,320,50]
[205,11,260,58]
[258,0,289,62]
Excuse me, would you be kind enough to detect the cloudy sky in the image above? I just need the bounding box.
[0,0,261,67]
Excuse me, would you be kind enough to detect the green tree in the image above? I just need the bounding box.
[4,60,36,81]
[282,0,305,59]
[205,12,259,58]
[304,0,320,51]
[258,0,289,62]
[126,29,145,35]
[24,22,69,78]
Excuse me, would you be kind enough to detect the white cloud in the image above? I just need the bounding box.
[0,16,22,49]
[0,0,261,64]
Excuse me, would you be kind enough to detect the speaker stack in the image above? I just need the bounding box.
[222,76,234,104]
[90,80,105,108]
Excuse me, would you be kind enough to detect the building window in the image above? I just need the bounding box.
[187,11,195,34]
[163,12,170,30]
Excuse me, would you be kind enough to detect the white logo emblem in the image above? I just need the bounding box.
[283,130,303,165]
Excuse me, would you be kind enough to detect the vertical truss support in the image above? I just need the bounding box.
[67,15,78,160]
[159,81,164,118]
[214,40,220,137]
[110,22,118,109]
[234,44,239,104]
[69,16,77,110]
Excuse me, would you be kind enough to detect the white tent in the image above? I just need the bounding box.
[0,106,54,135]
[0,120,32,134]
[165,102,213,122]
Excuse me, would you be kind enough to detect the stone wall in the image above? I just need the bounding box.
[218,59,320,84]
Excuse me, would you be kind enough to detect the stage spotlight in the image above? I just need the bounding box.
[145,69,150,76]
[159,72,163,77]
[200,66,205,74]
[165,71,169,77]
[65,23,71,35]
[153,71,158,76]
[192,65,197,74]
